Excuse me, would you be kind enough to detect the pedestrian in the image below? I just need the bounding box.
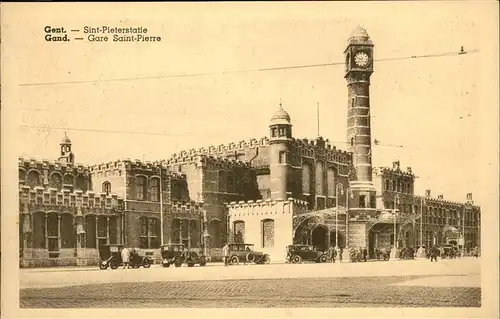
[222,243,230,266]
[430,246,438,262]
[362,247,367,262]
[121,247,130,269]
[328,245,335,263]
[338,248,343,263]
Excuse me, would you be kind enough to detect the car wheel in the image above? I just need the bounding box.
[263,255,271,264]
[319,255,328,263]
[110,263,119,269]
[174,257,182,267]
[162,262,170,268]
[230,256,239,265]
[245,253,255,263]
[198,256,207,267]
[143,259,151,268]
[99,263,108,270]
[291,255,302,264]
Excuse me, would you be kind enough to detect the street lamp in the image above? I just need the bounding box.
[393,194,400,249]
[335,183,344,249]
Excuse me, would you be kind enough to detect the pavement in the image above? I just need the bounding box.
[19,257,481,308]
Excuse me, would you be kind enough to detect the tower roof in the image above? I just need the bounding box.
[60,132,71,145]
[347,25,373,45]
[270,102,291,126]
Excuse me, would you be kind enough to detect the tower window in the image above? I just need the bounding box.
[350,137,355,146]
[279,151,286,164]
[351,97,356,108]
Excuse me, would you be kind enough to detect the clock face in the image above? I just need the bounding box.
[354,52,369,68]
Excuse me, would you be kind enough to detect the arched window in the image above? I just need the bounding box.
[226,172,235,194]
[261,219,275,248]
[63,174,73,186]
[150,178,160,201]
[50,173,63,190]
[315,162,324,195]
[102,181,111,195]
[136,176,147,200]
[233,220,245,243]
[218,171,226,193]
[27,170,41,188]
[210,219,222,248]
[75,175,87,192]
[302,164,311,194]
[327,168,336,197]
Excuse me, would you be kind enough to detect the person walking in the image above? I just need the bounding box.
[222,243,230,266]
[362,247,368,262]
[121,247,130,269]
[430,246,438,262]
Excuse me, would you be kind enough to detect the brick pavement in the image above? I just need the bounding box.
[20,276,481,308]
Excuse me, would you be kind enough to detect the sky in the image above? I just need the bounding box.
[2,2,498,207]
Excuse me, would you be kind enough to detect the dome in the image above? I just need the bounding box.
[60,132,71,145]
[270,103,291,125]
[347,25,372,45]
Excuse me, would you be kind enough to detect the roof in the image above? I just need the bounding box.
[270,103,291,125]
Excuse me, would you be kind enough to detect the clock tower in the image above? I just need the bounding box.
[344,26,376,224]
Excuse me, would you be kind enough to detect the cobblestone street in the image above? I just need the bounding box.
[19,258,481,308]
[20,276,480,308]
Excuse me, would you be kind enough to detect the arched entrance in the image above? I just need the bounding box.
[329,230,345,248]
[312,226,327,252]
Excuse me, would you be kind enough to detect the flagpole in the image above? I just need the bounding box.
[160,163,164,246]
[420,196,423,246]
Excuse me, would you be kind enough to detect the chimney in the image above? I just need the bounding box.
[425,189,431,197]
[437,194,443,200]
[407,167,412,174]
[392,160,400,170]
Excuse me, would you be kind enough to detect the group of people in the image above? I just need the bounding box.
[326,246,344,263]
[120,247,138,269]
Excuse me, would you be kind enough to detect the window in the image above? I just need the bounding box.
[75,175,88,192]
[139,217,161,249]
[27,170,41,188]
[350,137,355,146]
[392,180,396,191]
[359,195,366,208]
[302,164,311,194]
[261,219,275,248]
[384,179,390,191]
[50,173,63,190]
[102,181,111,195]
[226,173,235,193]
[150,178,160,201]
[315,162,324,195]
[279,151,286,164]
[218,171,226,192]
[136,176,147,200]
[327,168,336,197]
[233,221,245,243]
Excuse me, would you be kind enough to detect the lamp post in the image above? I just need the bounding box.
[335,183,344,249]
[390,194,400,261]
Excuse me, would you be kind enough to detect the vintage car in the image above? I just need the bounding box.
[98,244,152,270]
[228,243,270,265]
[285,245,329,264]
[160,244,207,267]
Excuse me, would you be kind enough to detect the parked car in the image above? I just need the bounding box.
[285,245,329,264]
[228,243,270,265]
[98,244,152,270]
[160,244,207,267]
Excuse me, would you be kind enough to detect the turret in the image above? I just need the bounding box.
[268,102,292,200]
[58,132,74,165]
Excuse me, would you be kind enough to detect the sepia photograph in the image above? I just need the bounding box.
[1,2,499,318]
